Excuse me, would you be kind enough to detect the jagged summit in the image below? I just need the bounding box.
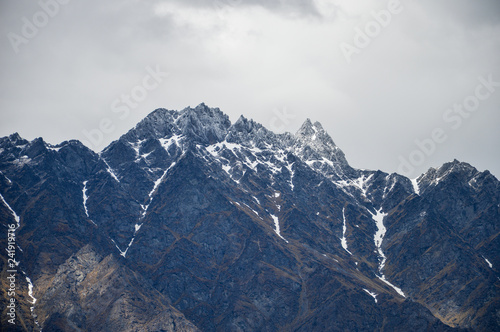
[0,132,29,147]
[120,103,326,148]
[120,103,230,144]
[226,115,273,148]
[176,103,231,145]
[295,118,337,149]
[414,159,498,197]
[102,104,353,181]
[418,159,484,185]
[292,117,352,177]
[296,118,315,135]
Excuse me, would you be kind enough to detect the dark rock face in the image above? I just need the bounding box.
[0,104,498,331]
[37,245,199,332]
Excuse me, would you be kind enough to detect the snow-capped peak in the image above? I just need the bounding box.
[291,119,353,180]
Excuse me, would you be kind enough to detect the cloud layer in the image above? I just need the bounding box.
[1,0,499,177]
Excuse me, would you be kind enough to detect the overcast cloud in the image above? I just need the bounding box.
[1,0,499,178]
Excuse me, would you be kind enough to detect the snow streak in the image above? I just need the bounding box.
[363,289,378,304]
[110,239,128,258]
[270,214,288,243]
[340,207,352,255]
[102,158,120,182]
[0,193,20,229]
[22,271,41,329]
[285,162,295,191]
[116,161,177,258]
[82,181,97,226]
[25,276,37,305]
[371,208,406,298]
[82,181,90,217]
[411,178,420,195]
[0,193,21,269]
[0,170,12,185]
[141,161,177,219]
[159,135,182,153]
[372,209,388,271]
[483,256,493,269]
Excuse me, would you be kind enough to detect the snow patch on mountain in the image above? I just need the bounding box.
[0,193,20,228]
[285,162,295,191]
[341,207,352,255]
[101,157,120,182]
[241,202,261,218]
[25,276,37,305]
[0,171,12,185]
[483,256,493,269]
[141,161,177,219]
[13,156,31,167]
[378,276,406,298]
[110,239,128,258]
[129,139,145,159]
[82,181,97,226]
[371,208,406,298]
[270,214,288,243]
[352,174,373,197]
[114,160,180,259]
[82,181,90,217]
[22,271,41,329]
[159,135,182,153]
[333,173,376,201]
[45,141,66,152]
[372,208,388,271]
[411,177,420,195]
[363,289,378,304]
[382,175,398,199]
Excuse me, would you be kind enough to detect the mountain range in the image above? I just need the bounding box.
[1,103,498,331]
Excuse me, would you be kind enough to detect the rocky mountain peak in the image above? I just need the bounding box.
[9,132,25,143]
[0,132,29,149]
[414,159,499,200]
[176,103,231,145]
[232,114,252,130]
[440,159,476,174]
[293,118,350,171]
[226,115,279,149]
[122,108,178,142]
[295,118,334,146]
[297,118,315,135]
[419,160,479,186]
[122,103,231,145]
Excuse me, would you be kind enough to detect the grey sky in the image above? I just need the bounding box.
[1,0,499,178]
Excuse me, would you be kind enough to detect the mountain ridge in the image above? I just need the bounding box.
[1,103,498,331]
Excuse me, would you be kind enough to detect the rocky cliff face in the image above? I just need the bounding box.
[0,103,498,331]
[37,245,199,332]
